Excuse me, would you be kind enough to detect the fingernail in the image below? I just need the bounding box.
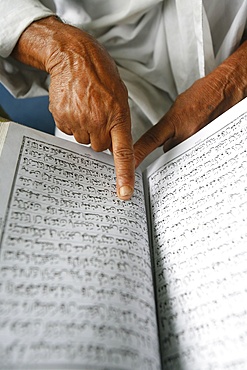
[119,185,133,199]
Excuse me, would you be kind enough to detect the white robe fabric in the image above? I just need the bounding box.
[0,0,246,142]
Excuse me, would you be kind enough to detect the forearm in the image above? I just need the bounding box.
[204,40,247,119]
[216,40,247,102]
[182,40,247,126]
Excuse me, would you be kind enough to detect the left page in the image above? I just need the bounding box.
[0,122,161,370]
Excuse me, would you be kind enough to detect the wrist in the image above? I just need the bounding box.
[217,41,247,102]
[11,16,68,72]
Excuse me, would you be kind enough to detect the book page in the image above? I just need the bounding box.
[0,123,161,370]
[144,98,247,370]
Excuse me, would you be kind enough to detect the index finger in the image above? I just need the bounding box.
[134,117,175,168]
[111,124,135,200]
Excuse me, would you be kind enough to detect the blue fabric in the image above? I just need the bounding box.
[0,83,55,134]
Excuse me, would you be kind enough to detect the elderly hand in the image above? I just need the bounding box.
[134,41,247,167]
[12,16,134,200]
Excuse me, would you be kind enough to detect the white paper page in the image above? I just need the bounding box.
[0,123,160,370]
[144,98,247,370]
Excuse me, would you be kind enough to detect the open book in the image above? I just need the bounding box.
[0,97,247,370]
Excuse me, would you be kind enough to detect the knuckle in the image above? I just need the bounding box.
[144,130,163,146]
[109,98,130,125]
[149,130,162,144]
[134,146,147,160]
[113,147,134,162]
[73,133,90,144]
[111,110,131,130]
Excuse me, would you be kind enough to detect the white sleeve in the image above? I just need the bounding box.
[0,0,55,98]
[0,0,55,57]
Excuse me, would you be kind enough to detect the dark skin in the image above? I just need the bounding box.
[12,16,134,200]
[11,16,247,199]
[135,40,247,166]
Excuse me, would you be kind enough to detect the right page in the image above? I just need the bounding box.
[144,98,247,370]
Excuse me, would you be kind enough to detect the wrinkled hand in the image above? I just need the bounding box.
[12,16,134,200]
[134,41,247,167]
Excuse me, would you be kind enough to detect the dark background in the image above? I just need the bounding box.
[0,83,55,134]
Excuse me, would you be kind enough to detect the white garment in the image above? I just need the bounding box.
[0,0,246,136]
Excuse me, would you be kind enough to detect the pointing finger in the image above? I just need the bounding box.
[111,123,135,200]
